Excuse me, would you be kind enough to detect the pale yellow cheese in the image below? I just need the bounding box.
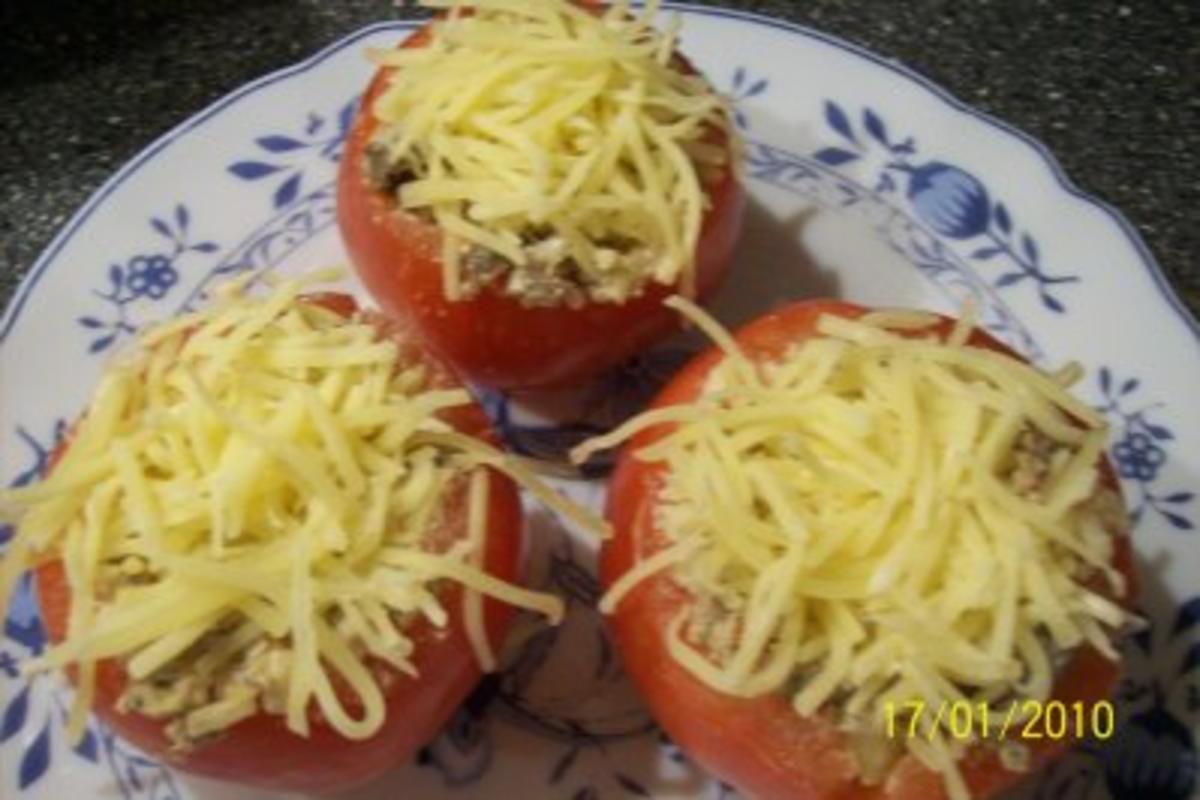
[577,301,1131,800]
[463,469,495,671]
[370,0,733,302]
[0,272,582,744]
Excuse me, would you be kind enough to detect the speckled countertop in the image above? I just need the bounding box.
[0,0,1196,316]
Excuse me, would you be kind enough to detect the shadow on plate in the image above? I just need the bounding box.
[483,196,841,475]
[706,194,841,328]
[326,505,715,800]
[1029,544,1200,800]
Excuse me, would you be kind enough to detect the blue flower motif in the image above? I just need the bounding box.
[1113,432,1167,482]
[124,254,179,301]
[1034,593,1200,800]
[78,204,218,353]
[906,161,992,240]
[801,99,1078,312]
[1096,368,1193,531]
[18,720,50,788]
[418,678,496,787]
[228,96,359,210]
[3,573,45,654]
[1105,698,1198,800]
[481,348,691,478]
[2,420,184,797]
[728,67,769,130]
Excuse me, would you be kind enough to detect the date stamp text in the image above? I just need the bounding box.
[883,699,1115,742]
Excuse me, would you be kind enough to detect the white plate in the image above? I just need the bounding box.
[2,6,1198,800]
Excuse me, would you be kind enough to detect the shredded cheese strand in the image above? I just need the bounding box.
[463,469,496,671]
[416,429,610,539]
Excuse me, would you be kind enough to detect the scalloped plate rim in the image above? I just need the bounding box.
[2,5,1197,347]
[1,5,1197,800]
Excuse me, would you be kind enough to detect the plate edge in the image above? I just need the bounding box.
[2,7,1195,351]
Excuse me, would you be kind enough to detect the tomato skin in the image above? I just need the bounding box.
[601,300,1136,800]
[335,26,746,389]
[35,293,523,794]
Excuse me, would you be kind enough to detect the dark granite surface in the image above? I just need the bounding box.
[1,1,1196,318]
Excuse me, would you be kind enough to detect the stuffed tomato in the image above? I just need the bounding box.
[337,0,745,389]
[0,276,572,793]
[576,299,1136,800]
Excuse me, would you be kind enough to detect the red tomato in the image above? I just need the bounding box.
[35,293,523,794]
[336,24,746,389]
[601,300,1136,800]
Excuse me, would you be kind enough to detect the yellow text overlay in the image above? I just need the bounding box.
[883,699,1116,742]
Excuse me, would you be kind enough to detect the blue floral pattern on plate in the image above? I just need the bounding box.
[731,68,1077,315]
[1097,368,1194,531]
[1034,595,1200,800]
[811,99,1079,314]
[177,182,338,313]
[2,11,1198,800]
[76,205,217,353]
[227,97,359,210]
[0,423,182,798]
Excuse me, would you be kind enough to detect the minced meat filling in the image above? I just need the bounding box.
[117,616,269,749]
[364,136,665,308]
[364,139,417,196]
[114,600,424,751]
[1004,427,1069,501]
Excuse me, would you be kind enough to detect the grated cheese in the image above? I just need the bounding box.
[367,0,735,304]
[0,272,605,746]
[464,469,495,671]
[575,301,1132,800]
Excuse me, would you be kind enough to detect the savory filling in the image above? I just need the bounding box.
[574,302,1133,800]
[0,273,608,749]
[364,0,734,307]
